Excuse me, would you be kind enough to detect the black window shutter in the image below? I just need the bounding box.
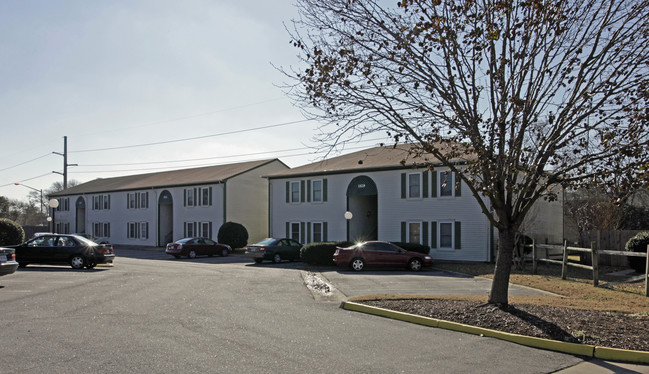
[285,222,289,238]
[323,222,328,241]
[323,179,328,202]
[307,181,311,202]
[209,186,213,206]
[401,221,406,242]
[422,221,429,246]
[285,181,289,203]
[455,222,462,249]
[300,180,305,203]
[184,189,187,207]
[300,222,305,243]
[430,221,437,248]
[400,173,406,199]
[431,172,437,198]
[307,222,311,243]
[193,188,198,206]
[422,171,429,198]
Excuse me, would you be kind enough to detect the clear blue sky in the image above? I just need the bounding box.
[0,0,386,201]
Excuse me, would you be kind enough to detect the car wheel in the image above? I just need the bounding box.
[272,253,281,264]
[254,258,263,264]
[70,255,85,269]
[221,248,229,257]
[18,262,28,268]
[408,258,423,272]
[173,255,181,259]
[188,250,197,259]
[351,258,365,271]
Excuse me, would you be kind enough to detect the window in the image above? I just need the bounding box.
[187,189,195,206]
[408,222,421,244]
[184,222,197,237]
[128,222,139,239]
[290,222,301,242]
[440,171,453,197]
[439,222,453,248]
[312,180,323,202]
[312,222,323,243]
[92,195,110,210]
[140,222,149,239]
[93,222,111,237]
[200,222,212,238]
[200,188,210,206]
[408,173,421,199]
[290,181,300,203]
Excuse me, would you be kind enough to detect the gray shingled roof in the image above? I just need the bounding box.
[265,143,469,178]
[51,159,283,196]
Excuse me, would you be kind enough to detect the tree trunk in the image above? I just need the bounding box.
[488,227,517,305]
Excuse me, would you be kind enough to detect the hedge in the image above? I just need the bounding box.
[0,218,25,246]
[217,222,249,249]
[625,231,649,273]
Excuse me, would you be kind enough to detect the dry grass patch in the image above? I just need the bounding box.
[431,262,649,314]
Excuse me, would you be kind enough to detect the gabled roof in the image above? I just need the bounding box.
[51,159,285,196]
[265,143,469,178]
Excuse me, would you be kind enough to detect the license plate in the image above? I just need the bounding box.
[0,255,7,262]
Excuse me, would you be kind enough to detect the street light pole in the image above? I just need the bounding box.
[14,183,43,215]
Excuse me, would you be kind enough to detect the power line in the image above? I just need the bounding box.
[0,153,53,173]
[0,172,54,188]
[71,119,315,153]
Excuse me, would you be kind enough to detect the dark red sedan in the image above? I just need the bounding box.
[166,237,231,259]
[333,241,432,272]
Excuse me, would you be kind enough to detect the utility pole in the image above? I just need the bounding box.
[53,136,77,189]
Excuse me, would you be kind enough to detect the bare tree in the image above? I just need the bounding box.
[283,0,649,305]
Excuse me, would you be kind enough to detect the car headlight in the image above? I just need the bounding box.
[424,256,432,260]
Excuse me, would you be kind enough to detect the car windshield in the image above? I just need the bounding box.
[74,235,97,246]
[255,238,278,246]
[177,238,193,244]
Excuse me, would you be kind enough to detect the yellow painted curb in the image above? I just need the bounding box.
[341,301,649,364]
[595,346,649,364]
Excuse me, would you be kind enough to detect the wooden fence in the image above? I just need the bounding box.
[529,241,648,297]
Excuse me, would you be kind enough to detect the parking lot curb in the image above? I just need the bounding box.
[340,301,649,364]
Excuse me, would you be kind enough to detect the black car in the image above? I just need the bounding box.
[9,234,116,269]
[166,237,232,259]
[244,238,303,264]
[0,247,19,277]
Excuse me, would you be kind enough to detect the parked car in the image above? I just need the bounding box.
[0,247,19,277]
[8,234,115,269]
[165,238,231,259]
[333,241,433,271]
[244,238,302,264]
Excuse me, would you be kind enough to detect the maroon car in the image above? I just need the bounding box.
[333,241,433,272]
[166,237,231,259]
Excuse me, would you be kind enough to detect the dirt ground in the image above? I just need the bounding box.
[361,296,649,352]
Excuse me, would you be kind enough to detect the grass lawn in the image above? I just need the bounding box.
[430,262,649,314]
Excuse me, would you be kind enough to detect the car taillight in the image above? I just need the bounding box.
[259,247,266,252]
[9,253,15,261]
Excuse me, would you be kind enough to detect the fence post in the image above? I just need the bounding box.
[532,239,537,274]
[591,241,599,287]
[644,245,649,297]
[561,240,568,280]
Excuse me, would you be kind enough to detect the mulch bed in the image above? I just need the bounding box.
[361,298,649,352]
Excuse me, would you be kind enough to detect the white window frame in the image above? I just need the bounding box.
[312,179,323,203]
[139,192,147,209]
[128,222,139,239]
[200,222,211,238]
[290,221,301,242]
[102,194,110,210]
[408,173,422,199]
[438,221,454,250]
[140,222,149,239]
[200,188,210,206]
[439,171,454,197]
[290,181,300,203]
[312,221,323,243]
[407,221,422,244]
[185,221,197,237]
[187,189,195,207]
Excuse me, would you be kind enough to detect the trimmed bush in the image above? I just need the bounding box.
[625,231,649,273]
[301,241,353,266]
[0,218,25,246]
[217,222,249,249]
[391,242,431,255]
